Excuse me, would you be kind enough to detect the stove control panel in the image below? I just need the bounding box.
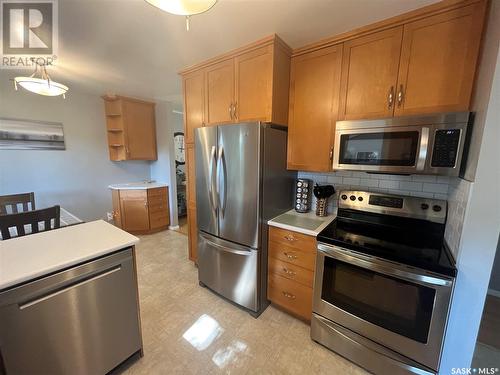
[339,190,447,224]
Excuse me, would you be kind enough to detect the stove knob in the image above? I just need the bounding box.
[358,196,363,202]
[341,194,348,200]
[432,205,442,212]
[350,195,356,201]
[421,203,429,210]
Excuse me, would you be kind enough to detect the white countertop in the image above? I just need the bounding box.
[268,209,336,236]
[108,182,168,190]
[0,220,139,291]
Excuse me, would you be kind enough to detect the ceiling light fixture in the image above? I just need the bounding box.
[145,0,217,31]
[13,60,68,98]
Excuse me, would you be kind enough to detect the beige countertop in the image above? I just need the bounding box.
[108,182,168,190]
[267,209,336,236]
[0,220,139,291]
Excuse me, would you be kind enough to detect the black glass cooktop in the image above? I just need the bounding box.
[317,209,457,277]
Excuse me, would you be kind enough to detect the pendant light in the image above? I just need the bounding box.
[145,0,217,30]
[13,60,68,98]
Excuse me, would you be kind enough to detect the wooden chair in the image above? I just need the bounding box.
[0,205,60,240]
[0,192,35,215]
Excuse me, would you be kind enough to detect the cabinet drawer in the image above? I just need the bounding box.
[148,201,168,214]
[150,212,169,228]
[268,273,312,321]
[268,226,315,252]
[148,187,167,198]
[268,257,314,288]
[268,241,315,271]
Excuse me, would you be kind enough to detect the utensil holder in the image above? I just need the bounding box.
[316,198,328,217]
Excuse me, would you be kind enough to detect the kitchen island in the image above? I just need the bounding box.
[0,220,143,375]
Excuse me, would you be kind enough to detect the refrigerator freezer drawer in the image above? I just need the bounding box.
[0,248,142,375]
[198,232,259,312]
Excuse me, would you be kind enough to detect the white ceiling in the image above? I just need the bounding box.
[3,0,440,104]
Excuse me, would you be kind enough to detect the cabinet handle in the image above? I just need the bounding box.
[228,103,233,120]
[329,147,334,161]
[282,291,296,300]
[282,267,296,276]
[388,86,394,109]
[284,235,296,241]
[233,101,237,120]
[397,84,404,107]
[144,201,148,207]
[284,252,298,260]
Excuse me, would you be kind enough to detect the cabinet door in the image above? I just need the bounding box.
[394,4,486,116]
[339,27,403,120]
[186,143,196,206]
[183,71,205,144]
[186,143,198,262]
[120,190,149,232]
[205,59,234,125]
[123,100,157,160]
[234,46,272,122]
[287,44,343,171]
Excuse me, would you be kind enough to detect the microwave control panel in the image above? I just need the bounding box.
[431,129,461,168]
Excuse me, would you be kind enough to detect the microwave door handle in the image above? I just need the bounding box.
[416,127,429,171]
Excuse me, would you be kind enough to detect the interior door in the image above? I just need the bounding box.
[119,190,149,232]
[287,44,343,171]
[183,70,205,144]
[195,126,218,237]
[205,59,234,125]
[394,3,486,116]
[339,27,403,120]
[234,45,272,122]
[218,123,261,248]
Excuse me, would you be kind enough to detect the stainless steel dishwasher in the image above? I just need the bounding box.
[0,248,142,375]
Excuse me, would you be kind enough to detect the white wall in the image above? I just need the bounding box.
[0,78,151,221]
[150,101,180,227]
[439,9,500,370]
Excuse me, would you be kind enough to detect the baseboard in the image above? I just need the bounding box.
[487,288,500,298]
[169,225,180,230]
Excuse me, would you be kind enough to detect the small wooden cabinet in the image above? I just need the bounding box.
[287,44,343,171]
[267,226,316,321]
[103,96,157,161]
[111,186,169,234]
[183,71,205,144]
[205,59,235,125]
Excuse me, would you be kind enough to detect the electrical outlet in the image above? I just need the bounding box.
[106,212,114,221]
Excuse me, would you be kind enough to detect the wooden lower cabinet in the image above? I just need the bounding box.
[112,187,170,234]
[187,204,198,262]
[267,226,316,321]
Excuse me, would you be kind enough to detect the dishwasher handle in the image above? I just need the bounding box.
[19,265,122,310]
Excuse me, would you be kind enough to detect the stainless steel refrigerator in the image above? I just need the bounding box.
[195,122,295,316]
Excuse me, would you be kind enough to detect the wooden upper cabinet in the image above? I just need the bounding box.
[183,71,205,144]
[287,44,343,171]
[234,45,273,122]
[339,27,403,120]
[103,96,157,161]
[394,3,486,116]
[205,59,234,125]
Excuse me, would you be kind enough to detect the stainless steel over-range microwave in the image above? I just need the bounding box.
[332,112,472,176]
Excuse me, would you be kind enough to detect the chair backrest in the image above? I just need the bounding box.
[0,205,60,240]
[0,192,35,215]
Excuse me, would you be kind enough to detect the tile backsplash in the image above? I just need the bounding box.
[444,178,472,260]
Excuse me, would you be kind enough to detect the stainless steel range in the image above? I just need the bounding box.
[312,191,456,375]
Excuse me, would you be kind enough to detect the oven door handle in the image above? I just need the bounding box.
[317,243,452,287]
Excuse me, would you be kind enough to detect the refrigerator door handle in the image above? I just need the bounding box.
[217,146,228,218]
[200,232,253,256]
[208,145,218,213]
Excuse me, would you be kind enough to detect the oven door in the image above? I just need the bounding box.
[313,243,454,371]
[332,126,429,174]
